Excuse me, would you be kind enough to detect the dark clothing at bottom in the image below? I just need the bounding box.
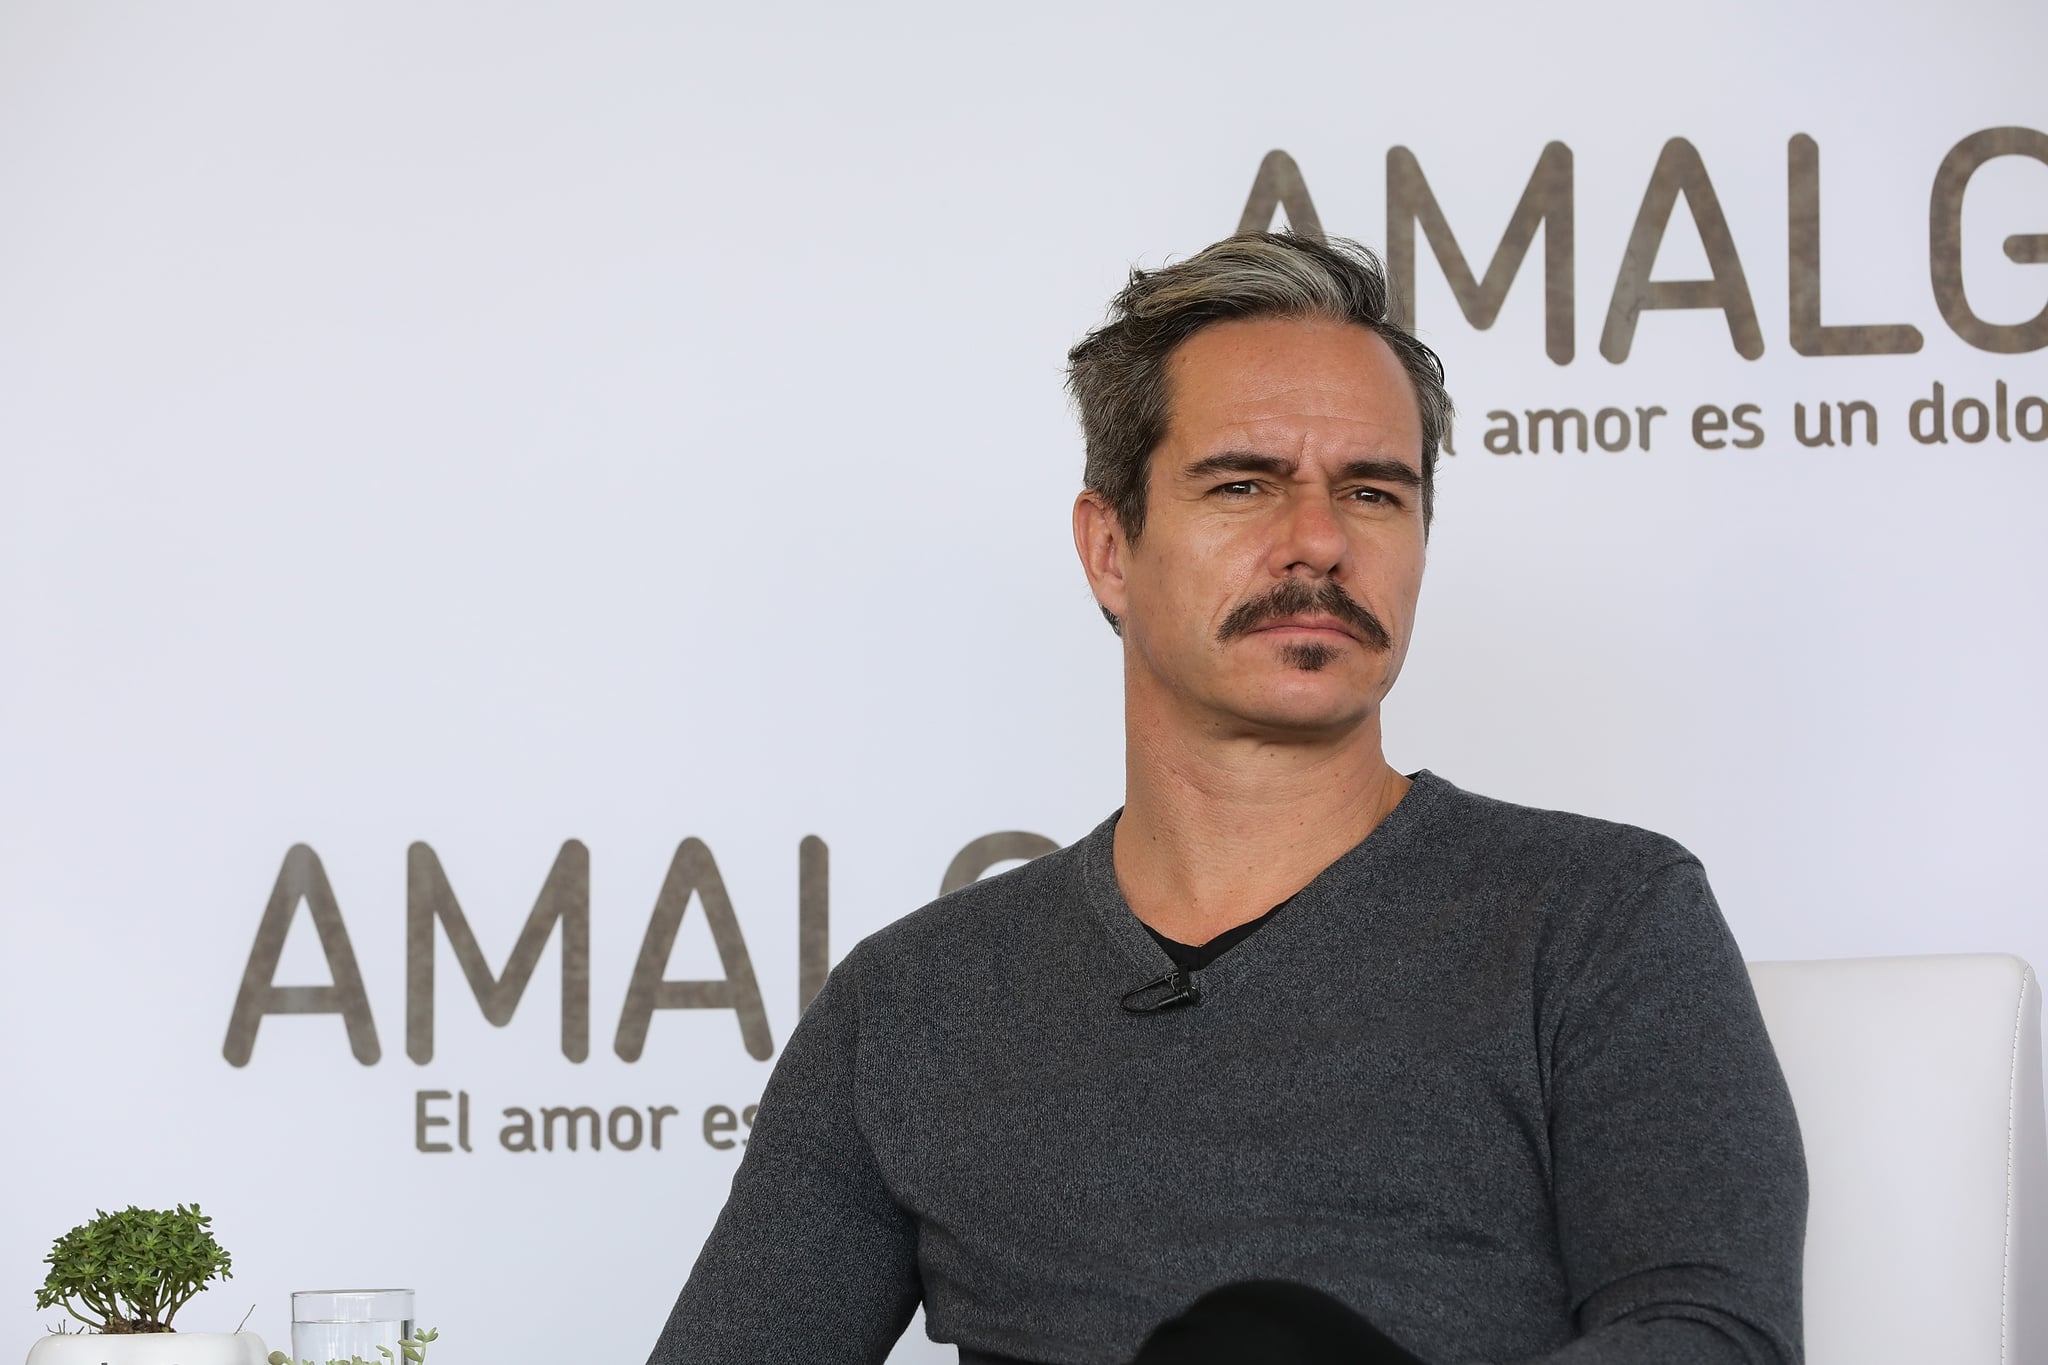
[1133,1281,1429,1364]
[962,1281,1428,1365]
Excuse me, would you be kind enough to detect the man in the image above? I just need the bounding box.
[648,234,1806,1365]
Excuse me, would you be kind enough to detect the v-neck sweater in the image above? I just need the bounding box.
[649,771,1806,1365]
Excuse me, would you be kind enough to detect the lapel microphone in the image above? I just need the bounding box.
[1121,964,1200,1014]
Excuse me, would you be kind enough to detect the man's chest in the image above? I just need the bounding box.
[857,952,1562,1275]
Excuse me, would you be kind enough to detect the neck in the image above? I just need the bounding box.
[1113,687,1409,946]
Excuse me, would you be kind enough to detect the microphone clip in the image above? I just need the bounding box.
[1121,964,1200,1014]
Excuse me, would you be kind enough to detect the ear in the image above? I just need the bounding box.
[1072,490,1131,625]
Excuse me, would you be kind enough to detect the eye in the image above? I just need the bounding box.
[1347,486,1400,507]
[1211,480,1260,497]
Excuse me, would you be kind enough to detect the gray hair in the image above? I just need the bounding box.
[1066,231,1452,564]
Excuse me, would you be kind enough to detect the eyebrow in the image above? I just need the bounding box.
[1182,452,1295,480]
[1182,451,1422,487]
[1334,457,1423,487]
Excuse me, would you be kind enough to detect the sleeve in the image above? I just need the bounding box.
[1505,857,1808,1365]
[645,948,922,1365]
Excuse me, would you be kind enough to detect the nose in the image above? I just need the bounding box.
[1269,489,1348,579]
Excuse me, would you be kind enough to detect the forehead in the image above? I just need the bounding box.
[1161,316,1424,471]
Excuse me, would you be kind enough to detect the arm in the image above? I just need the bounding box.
[1514,858,1807,1365]
[646,949,921,1365]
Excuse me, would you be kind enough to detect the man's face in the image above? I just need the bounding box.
[1078,315,1429,739]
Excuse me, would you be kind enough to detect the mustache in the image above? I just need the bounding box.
[1216,578,1392,652]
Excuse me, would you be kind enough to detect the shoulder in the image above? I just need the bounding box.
[1412,770,1702,894]
[1401,772,1729,965]
[1413,777,1743,1001]
[829,825,1103,988]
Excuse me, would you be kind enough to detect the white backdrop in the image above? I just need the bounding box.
[2,2,2044,1361]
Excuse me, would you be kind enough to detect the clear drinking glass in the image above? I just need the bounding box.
[290,1289,415,1365]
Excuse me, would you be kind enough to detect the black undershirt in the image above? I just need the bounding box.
[1141,898,1291,971]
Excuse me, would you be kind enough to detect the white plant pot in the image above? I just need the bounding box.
[23,1333,269,1365]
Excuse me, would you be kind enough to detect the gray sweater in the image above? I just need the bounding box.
[649,772,1806,1364]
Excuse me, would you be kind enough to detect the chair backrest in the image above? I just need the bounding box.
[1748,954,2047,1365]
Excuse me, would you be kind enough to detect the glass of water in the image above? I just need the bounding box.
[290,1289,415,1365]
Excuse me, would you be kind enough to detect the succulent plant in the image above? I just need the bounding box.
[35,1204,233,1334]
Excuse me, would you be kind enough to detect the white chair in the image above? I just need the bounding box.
[1749,954,2047,1365]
